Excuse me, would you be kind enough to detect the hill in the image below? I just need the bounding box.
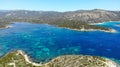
[0,9,119,32]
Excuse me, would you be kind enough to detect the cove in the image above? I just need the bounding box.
[0,22,120,63]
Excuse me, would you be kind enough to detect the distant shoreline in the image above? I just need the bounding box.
[89,21,120,25]
[62,27,117,33]
[0,21,118,33]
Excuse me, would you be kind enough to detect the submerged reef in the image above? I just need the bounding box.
[0,50,119,67]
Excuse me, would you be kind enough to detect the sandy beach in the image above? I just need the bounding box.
[17,50,42,66]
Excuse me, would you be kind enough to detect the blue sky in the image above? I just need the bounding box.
[0,0,120,11]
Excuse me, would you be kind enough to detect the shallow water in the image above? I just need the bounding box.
[0,22,120,62]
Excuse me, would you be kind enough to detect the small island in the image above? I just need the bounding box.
[0,50,119,67]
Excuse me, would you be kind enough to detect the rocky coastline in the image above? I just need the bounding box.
[63,27,117,33]
[0,50,119,67]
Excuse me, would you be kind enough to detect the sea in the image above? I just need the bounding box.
[0,21,120,63]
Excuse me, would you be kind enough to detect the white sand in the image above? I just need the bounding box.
[17,50,42,66]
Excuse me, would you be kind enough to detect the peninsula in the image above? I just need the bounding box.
[0,50,119,67]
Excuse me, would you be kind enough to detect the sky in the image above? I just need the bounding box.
[0,0,120,12]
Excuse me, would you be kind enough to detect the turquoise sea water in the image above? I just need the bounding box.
[0,22,120,63]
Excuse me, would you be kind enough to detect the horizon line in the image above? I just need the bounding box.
[0,8,119,12]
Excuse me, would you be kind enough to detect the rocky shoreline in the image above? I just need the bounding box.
[63,27,117,33]
[0,22,117,33]
[0,24,13,29]
[0,50,119,67]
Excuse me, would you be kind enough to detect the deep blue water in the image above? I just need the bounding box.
[0,22,120,62]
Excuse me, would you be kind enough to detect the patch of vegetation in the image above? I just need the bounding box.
[43,55,111,67]
[0,18,111,31]
[52,20,110,31]
[0,50,118,67]
[0,50,42,67]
